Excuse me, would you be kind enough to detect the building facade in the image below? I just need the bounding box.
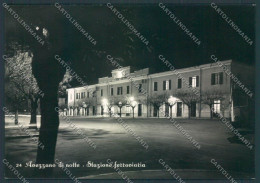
[65,60,254,122]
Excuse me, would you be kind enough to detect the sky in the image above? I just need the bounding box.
[5,4,255,86]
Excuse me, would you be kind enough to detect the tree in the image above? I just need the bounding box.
[166,96,178,118]
[103,97,116,117]
[113,97,127,117]
[83,97,95,116]
[147,93,169,118]
[125,96,138,118]
[5,82,27,124]
[174,90,200,118]
[4,49,43,126]
[4,5,152,177]
[201,90,226,119]
[58,69,73,98]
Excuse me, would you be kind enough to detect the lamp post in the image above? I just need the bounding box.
[168,96,177,118]
[118,101,123,117]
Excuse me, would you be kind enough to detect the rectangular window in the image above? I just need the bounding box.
[213,100,221,113]
[190,76,199,88]
[211,72,223,85]
[87,92,89,98]
[169,80,171,90]
[127,86,130,94]
[76,93,78,99]
[166,80,169,90]
[138,84,142,93]
[101,89,103,96]
[178,78,182,89]
[164,80,171,90]
[81,92,84,98]
[154,82,158,91]
[117,87,123,95]
[192,77,196,87]
[111,88,114,96]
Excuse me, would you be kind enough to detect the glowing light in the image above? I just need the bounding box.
[102,98,108,105]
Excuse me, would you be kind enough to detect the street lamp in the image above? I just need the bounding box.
[168,96,177,118]
[118,101,123,117]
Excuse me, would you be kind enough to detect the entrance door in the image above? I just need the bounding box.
[165,103,169,117]
[138,104,142,117]
[93,106,95,115]
[153,106,157,117]
[177,102,182,117]
[191,102,196,117]
[101,106,104,115]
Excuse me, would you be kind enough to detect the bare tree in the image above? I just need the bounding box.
[147,93,169,118]
[174,90,200,118]
[201,90,226,119]
[113,97,127,117]
[83,97,95,116]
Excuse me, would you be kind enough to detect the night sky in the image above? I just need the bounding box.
[5,4,255,86]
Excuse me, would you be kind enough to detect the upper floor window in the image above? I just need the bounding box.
[211,72,223,85]
[178,78,182,89]
[189,76,199,88]
[154,82,158,91]
[127,86,130,94]
[101,89,103,96]
[117,87,123,95]
[111,88,114,96]
[76,93,80,99]
[138,84,142,93]
[87,92,90,98]
[81,92,85,99]
[163,80,171,90]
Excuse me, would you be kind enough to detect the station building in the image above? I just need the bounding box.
[66,60,254,122]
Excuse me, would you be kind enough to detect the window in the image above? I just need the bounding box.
[76,93,78,99]
[127,86,130,94]
[87,92,89,98]
[211,72,223,85]
[178,78,182,89]
[111,88,114,96]
[117,87,123,95]
[154,82,158,91]
[138,84,142,93]
[101,89,103,96]
[213,100,221,113]
[81,92,85,98]
[163,80,171,90]
[189,76,199,87]
[142,79,146,83]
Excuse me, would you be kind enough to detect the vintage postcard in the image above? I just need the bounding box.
[2,1,256,182]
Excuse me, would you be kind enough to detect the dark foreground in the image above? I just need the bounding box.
[5,116,254,179]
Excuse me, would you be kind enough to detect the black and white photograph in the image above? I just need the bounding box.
[1,1,257,182]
